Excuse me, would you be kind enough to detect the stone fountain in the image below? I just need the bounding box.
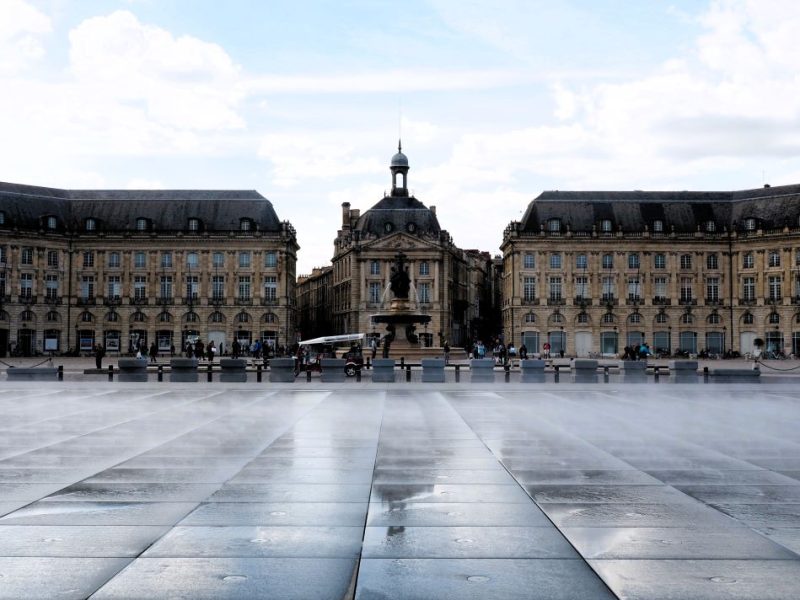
[371,252,431,356]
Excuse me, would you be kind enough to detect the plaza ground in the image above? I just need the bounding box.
[0,382,799,599]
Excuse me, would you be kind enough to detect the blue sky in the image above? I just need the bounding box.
[2,1,800,272]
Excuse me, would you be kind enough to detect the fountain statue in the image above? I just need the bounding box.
[371,252,432,346]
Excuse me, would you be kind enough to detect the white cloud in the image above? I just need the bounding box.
[0,0,51,73]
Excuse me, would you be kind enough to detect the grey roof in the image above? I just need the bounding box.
[0,181,283,232]
[355,194,441,238]
[520,184,800,233]
[391,151,409,168]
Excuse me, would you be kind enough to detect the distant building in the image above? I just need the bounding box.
[296,266,333,340]
[502,184,800,357]
[296,144,496,348]
[0,182,298,357]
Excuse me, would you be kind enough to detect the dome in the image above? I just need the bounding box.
[391,151,409,168]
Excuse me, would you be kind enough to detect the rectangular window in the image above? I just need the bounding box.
[134,276,147,300]
[628,253,640,269]
[238,252,251,268]
[20,273,33,297]
[370,261,380,275]
[627,277,641,300]
[706,277,720,301]
[0,245,6,264]
[186,252,199,268]
[158,276,171,299]
[575,276,588,299]
[523,277,536,302]
[238,276,251,299]
[264,251,277,268]
[550,253,562,269]
[795,276,800,299]
[654,254,666,269]
[81,275,94,300]
[769,275,782,301]
[680,254,692,269]
[160,252,171,268]
[419,261,430,276]
[83,252,94,268]
[212,276,225,299]
[602,254,613,269]
[549,276,562,300]
[131,252,144,269]
[186,275,199,299]
[575,254,587,269]
[680,277,693,301]
[418,282,430,304]
[369,281,381,303]
[213,252,225,268]
[524,254,535,269]
[743,277,755,301]
[654,277,667,298]
[108,252,120,268]
[795,250,800,267]
[45,274,58,298]
[263,276,277,301]
[21,247,33,265]
[107,276,121,299]
[743,253,754,269]
[47,250,59,268]
[769,250,781,267]
[601,276,615,299]
[0,271,5,296]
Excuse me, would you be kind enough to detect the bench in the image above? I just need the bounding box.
[118,358,148,382]
[709,368,761,383]
[6,367,59,381]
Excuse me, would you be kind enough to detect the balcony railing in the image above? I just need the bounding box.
[678,298,697,306]
[738,298,756,306]
[209,296,226,306]
[652,297,671,305]
[791,296,800,305]
[260,297,279,306]
[18,294,36,304]
[155,297,174,305]
[705,298,724,306]
[44,295,62,305]
[182,296,199,305]
[573,296,592,306]
[521,297,540,305]
[547,297,566,306]
[0,294,11,304]
[76,296,96,306]
[103,297,122,306]
[235,297,253,306]
[625,296,642,306]
[601,295,618,305]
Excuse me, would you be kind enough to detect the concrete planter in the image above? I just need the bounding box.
[6,367,59,381]
[320,358,345,383]
[219,358,247,383]
[372,359,396,383]
[421,358,445,383]
[710,368,760,384]
[118,358,148,382]
[621,360,647,383]
[571,358,598,383]
[269,358,296,383]
[470,359,496,383]
[170,358,198,383]
[669,360,698,383]
[520,359,546,383]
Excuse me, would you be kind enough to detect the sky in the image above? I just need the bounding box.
[3,0,800,273]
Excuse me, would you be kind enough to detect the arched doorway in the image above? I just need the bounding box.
[17,328,35,356]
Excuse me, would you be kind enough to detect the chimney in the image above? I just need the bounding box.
[342,202,350,228]
[430,205,436,217]
[764,183,771,188]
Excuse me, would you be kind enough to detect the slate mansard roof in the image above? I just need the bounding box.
[519,183,800,233]
[354,195,441,238]
[0,181,284,232]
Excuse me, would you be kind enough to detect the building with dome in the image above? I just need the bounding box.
[0,182,297,357]
[297,143,497,349]
[501,184,800,358]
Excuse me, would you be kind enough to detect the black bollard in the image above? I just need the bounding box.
[108,364,114,382]
[257,363,262,383]
[703,366,709,383]
[400,356,405,368]
[406,364,411,382]
[455,364,460,383]
[604,366,609,384]
[366,357,371,370]
[654,366,660,383]
[356,367,361,382]
[554,365,560,383]
[504,363,510,383]
[57,365,63,381]
[158,365,163,382]
[306,368,312,383]
[207,363,213,383]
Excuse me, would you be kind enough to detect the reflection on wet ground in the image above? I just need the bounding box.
[0,384,798,599]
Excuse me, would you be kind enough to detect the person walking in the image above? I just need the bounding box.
[94,343,104,369]
[207,341,215,363]
[519,343,528,360]
[148,342,158,364]
[443,341,450,365]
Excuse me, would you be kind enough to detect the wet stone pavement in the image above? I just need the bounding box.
[0,384,799,599]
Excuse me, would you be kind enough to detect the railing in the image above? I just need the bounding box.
[521,298,540,306]
[209,296,226,306]
[705,298,724,306]
[182,296,199,305]
[678,298,697,306]
[625,297,642,306]
[652,297,671,305]
[260,298,278,306]
[155,297,173,305]
[235,298,253,306]
[738,298,756,306]
[573,297,592,306]
[601,296,618,305]
[103,297,122,306]
[791,296,800,305]
[44,296,62,305]
[547,297,566,306]
[18,294,36,304]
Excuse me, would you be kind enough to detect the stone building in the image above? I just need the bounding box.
[0,182,297,357]
[501,184,800,358]
[318,144,494,348]
[295,266,333,340]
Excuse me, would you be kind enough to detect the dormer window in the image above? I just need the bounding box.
[653,220,664,232]
[548,218,561,233]
[239,218,252,231]
[188,218,200,231]
[85,218,96,232]
[135,217,148,231]
[601,219,613,233]
[0,211,5,226]
[705,221,716,232]
[46,216,57,230]
[744,218,756,231]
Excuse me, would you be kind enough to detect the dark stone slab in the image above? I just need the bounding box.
[520,359,546,383]
[366,502,552,527]
[320,358,345,383]
[6,367,59,381]
[169,358,198,383]
[470,359,496,383]
[710,368,760,383]
[371,359,396,383]
[269,358,296,383]
[621,360,648,383]
[421,358,445,383]
[571,359,598,383]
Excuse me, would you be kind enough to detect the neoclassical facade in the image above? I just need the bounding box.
[314,145,495,348]
[0,182,297,356]
[501,184,800,357]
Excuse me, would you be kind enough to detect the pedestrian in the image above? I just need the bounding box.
[370,337,377,361]
[207,341,215,362]
[149,342,158,364]
[543,341,551,359]
[185,343,194,359]
[195,339,204,360]
[443,341,450,365]
[170,343,175,357]
[508,343,516,366]
[94,343,104,369]
[519,343,528,360]
[232,338,240,359]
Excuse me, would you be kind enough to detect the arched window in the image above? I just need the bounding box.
[601,219,613,233]
[236,312,250,323]
[655,313,668,324]
[133,311,146,322]
[577,312,589,324]
[524,313,536,323]
[79,311,93,322]
[262,313,277,323]
[707,254,719,269]
[602,313,615,324]
[705,220,716,232]
[183,312,199,323]
[652,219,664,232]
[106,312,119,322]
[744,218,756,231]
[188,218,200,231]
[46,216,57,229]
[158,312,172,322]
[707,313,721,324]
[769,312,780,324]
[743,313,754,325]
[239,218,252,231]
[628,313,641,324]
[46,311,60,322]
[681,313,694,324]
[209,311,225,323]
